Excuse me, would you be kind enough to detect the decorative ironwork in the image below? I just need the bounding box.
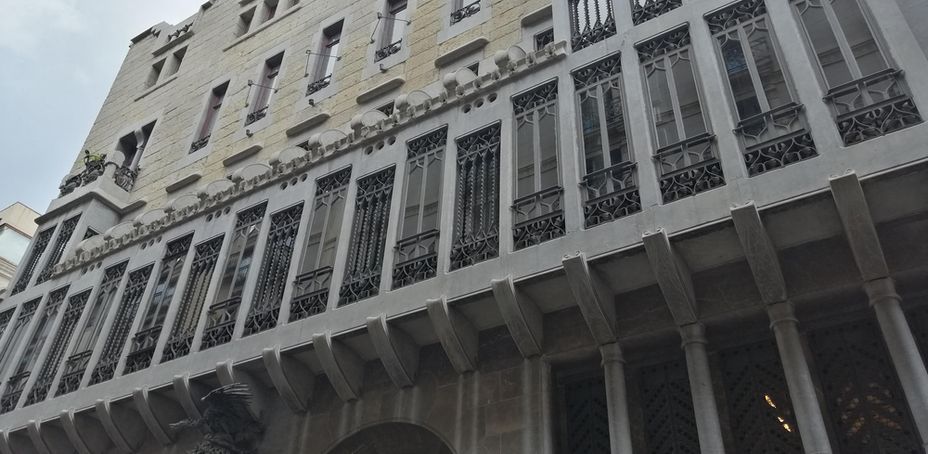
[306,74,332,96]
[719,340,804,453]
[535,28,555,51]
[245,106,268,126]
[512,187,565,249]
[375,40,402,62]
[393,230,439,289]
[0,295,55,412]
[89,264,153,385]
[636,358,700,453]
[10,227,54,294]
[201,297,241,349]
[655,134,725,203]
[1,371,30,413]
[513,79,559,115]
[36,215,81,285]
[290,268,332,322]
[317,166,352,193]
[243,204,303,335]
[582,162,641,228]
[823,69,922,146]
[162,235,224,362]
[58,152,107,196]
[636,26,690,62]
[557,369,610,453]
[450,0,480,25]
[568,0,616,51]
[190,135,211,153]
[736,104,817,176]
[810,319,922,453]
[171,383,264,454]
[0,310,12,337]
[83,227,99,240]
[124,325,161,374]
[573,54,622,90]
[113,165,139,192]
[706,0,767,34]
[339,167,396,306]
[407,126,447,159]
[451,123,500,270]
[631,0,683,25]
[25,289,91,406]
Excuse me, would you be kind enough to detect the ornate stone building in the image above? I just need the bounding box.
[0,0,927,452]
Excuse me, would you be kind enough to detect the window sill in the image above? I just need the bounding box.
[135,74,178,102]
[223,5,302,52]
[165,173,202,194]
[356,77,405,105]
[435,37,488,68]
[286,111,330,137]
[223,144,263,168]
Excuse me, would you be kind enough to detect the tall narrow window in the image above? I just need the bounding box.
[201,203,266,349]
[113,121,155,192]
[512,80,565,249]
[631,357,700,453]
[236,7,256,37]
[35,214,80,285]
[568,0,616,51]
[555,364,610,453]
[191,82,229,153]
[124,234,192,374]
[376,0,407,61]
[708,0,817,176]
[161,235,224,362]
[450,123,500,271]
[307,21,343,96]
[262,0,279,23]
[631,0,683,26]
[394,127,446,289]
[246,53,283,126]
[10,227,54,295]
[791,0,921,145]
[166,47,187,77]
[89,264,153,385]
[146,59,165,88]
[25,289,91,406]
[291,168,350,321]
[637,27,723,204]
[57,262,127,396]
[0,299,40,381]
[339,167,396,305]
[244,203,304,335]
[0,288,67,413]
[574,54,641,228]
[450,0,481,25]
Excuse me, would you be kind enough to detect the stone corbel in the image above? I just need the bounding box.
[642,229,698,325]
[94,398,146,453]
[131,387,180,445]
[172,373,208,420]
[26,419,71,454]
[366,314,420,389]
[490,276,543,357]
[216,360,269,420]
[731,202,788,304]
[313,332,365,402]
[262,346,315,414]
[562,253,617,345]
[60,410,111,454]
[426,298,478,374]
[829,171,890,280]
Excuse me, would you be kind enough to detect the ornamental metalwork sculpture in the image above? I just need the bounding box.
[339,167,396,305]
[60,151,138,195]
[172,383,263,454]
[375,40,403,62]
[25,289,91,406]
[290,267,332,321]
[568,0,616,51]
[810,319,922,453]
[451,123,500,270]
[244,203,304,335]
[90,264,153,384]
[162,235,225,362]
[825,69,922,146]
[113,165,139,191]
[35,214,81,285]
[632,0,683,25]
[637,358,700,453]
[719,341,804,453]
[9,227,54,295]
[450,0,480,25]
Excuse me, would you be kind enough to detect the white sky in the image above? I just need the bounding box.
[0,0,200,213]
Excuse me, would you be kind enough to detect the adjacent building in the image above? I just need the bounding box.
[0,0,927,452]
[0,203,39,296]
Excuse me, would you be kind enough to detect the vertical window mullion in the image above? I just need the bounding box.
[533,109,543,193]
[737,24,772,114]
[664,55,686,145]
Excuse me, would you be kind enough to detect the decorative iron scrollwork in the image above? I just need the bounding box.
[25,289,91,406]
[290,267,332,321]
[88,264,153,383]
[734,103,817,176]
[513,79,559,115]
[339,167,396,306]
[245,106,269,126]
[172,383,263,454]
[450,0,480,25]
[512,187,566,250]
[244,203,304,335]
[636,26,690,62]
[824,69,922,145]
[0,372,30,413]
[201,297,241,349]
[162,236,224,362]
[705,0,767,34]
[632,0,683,25]
[582,162,641,228]
[10,227,54,295]
[655,134,725,203]
[451,123,500,270]
[572,53,622,90]
[124,326,161,374]
[569,0,616,51]
[393,230,439,289]
[375,40,403,62]
[306,74,332,96]
[36,214,81,285]
[190,135,211,153]
[535,28,555,51]
[113,165,139,192]
[407,126,448,159]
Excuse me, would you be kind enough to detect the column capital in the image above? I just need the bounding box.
[599,343,625,365]
[680,323,707,348]
[767,300,798,329]
[863,277,901,306]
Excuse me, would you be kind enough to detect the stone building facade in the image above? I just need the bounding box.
[1,0,928,452]
[0,203,39,296]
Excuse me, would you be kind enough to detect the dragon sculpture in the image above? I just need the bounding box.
[172,383,264,454]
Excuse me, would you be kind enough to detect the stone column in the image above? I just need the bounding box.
[864,278,928,449]
[680,323,725,454]
[767,301,833,454]
[600,343,633,454]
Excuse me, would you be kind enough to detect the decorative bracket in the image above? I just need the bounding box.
[172,373,208,421]
[562,253,617,345]
[27,419,71,454]
[491,276,543,357]
[94,398,145,453]
[829,171,889,280]
[131,387,177,445]
[262,345,315,413]
[426,298,478,374]
[642,229,698,325]
[731,202,787,304]
[313,332,364,402]
[60,409,111,454]
[366,314,420,389]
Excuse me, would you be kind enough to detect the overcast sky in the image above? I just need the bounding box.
[0,0,200,214]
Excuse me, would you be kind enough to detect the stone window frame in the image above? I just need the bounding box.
[364,0,418,76]
[438,0,493,43]
[299,12,352,109]
[239,44,291,136]
[187,79,232,158]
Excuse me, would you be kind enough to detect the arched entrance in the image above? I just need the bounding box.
[324,422,454,454]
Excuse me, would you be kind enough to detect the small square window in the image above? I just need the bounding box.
[146,59,165,88]
[236,7,256,37]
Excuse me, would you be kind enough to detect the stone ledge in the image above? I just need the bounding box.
[223,5,302,52]
[435,38,488,68]
[152,30,194,57]
[521,5,552,27]
[223,144,263,167]
[165,173,203,194]
[286,112,330,137]
[356,78,405,105]
[134,74,178,102]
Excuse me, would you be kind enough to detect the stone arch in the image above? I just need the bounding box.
[323,422,454,454]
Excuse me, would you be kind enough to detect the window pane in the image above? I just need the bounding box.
[832,0,887,77]
[721,37,762,119]
[579,90,605,173]
[403,162,424,238]
[799,3,852,87]
[539,107,559,190]
[422,156,442,231]
[647,65,679,147]
[672,54,707,138]
[748,25,791,111]
[320,194,345,268]
[302,203,328,271]
[603,83,628,164]
[516,119,535,197]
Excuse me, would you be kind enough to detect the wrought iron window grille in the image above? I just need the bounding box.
[162,235,224,363]
[375,40,403,62]
[200,297,241,349]
[306,74,333,96]
[450,0,480,25]
[245,106,269,125]
[10,227,54,295]
[654,134,724,203]
[290,267,333,322]
[451,123,501,271]
[0,292,62,413]
[632,0,683,26]
[124,325,161,374]
[339,167,396,306]
[190,135,211,153]
[393,229,439,289]
[512,187,566,250]
[705,0,766,34]
[0,310,13,336]
[823,68,922,146]
[568,0,616,51]
[734,103,817,176]
[535,28,555,51]
[90,264,153,385]
[25,289,91,406]
[636,26,690,62]
[0,372,30,413]
[581,162,641,228]
[36,215,81,285]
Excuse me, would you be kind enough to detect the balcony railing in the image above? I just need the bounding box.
[632,0,683,25]
[190,135,211,153]
[59,160,138,196]
[245,106,269,126]
[581,161,641,228]
[56,350,93,396]
[570,1,616,51]
[450,0,480,25]
[0,371,30,413]
[375,40,403,62]
[823,68,923,146]
[290,267,332,322]
[393,229,439,289]
[306,74,333,96]
[512,186,566,250]
[161,330,194,363]
[654,134,725,203]
[734,103,817,176]
[123,325,162,374]
[201,297,241,350]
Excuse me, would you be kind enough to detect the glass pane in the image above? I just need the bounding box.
[232,226,259,298]
[604,82,628,164]
[647,65,679,147]
[799,2,852,87]
[721,37,762,119]
[539,107,559,190]
[748,24,791,110]
[516,119,536,197]
[579,90,605,173]
[422,156,442,231]
[672,54,707,138]
[218,234,245,298]
[832,0,887,77]
[320,194,345,268]
[302,203,328,271]
[403,162,424,238]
